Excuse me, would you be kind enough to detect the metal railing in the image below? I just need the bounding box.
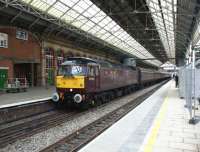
[5,78,29,92]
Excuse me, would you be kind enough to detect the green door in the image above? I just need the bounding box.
[0,69,8,89]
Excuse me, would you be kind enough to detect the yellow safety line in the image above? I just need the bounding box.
[144,92,169,152]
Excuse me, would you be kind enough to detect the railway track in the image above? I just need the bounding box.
[0,109,78,148]
[0,99,54,124]
[41,81,167,152]
[0,80,167,150]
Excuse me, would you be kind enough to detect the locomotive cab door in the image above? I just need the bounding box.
[94,66,100,90]
[87,64,100,92]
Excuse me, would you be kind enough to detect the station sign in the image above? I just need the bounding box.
[16,29,28,40]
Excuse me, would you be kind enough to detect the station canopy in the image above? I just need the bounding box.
[146,0,176,62]
[20,0,165,66]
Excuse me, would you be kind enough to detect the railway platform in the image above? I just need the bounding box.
[0,86,55,108]
[79,80,200,152]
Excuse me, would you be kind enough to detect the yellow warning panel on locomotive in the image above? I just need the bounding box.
[56,76,85,89]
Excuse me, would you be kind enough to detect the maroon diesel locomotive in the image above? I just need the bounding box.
[52,57,169,108]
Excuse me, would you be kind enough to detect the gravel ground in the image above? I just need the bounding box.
[0,84,160,152]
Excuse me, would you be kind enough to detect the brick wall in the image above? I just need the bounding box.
[0,60,13,78]
[0,26,41,86]
[0,26,41,61]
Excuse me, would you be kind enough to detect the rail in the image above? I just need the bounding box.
[0,80,168,149]
[41,80,168,152]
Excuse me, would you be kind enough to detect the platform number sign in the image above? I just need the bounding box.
[0,33,8,48]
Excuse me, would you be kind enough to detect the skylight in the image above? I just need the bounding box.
[146,0,176,60]
[21,0,162,66]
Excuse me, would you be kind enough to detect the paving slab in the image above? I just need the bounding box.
[140,81,200,152]
[0,86,55,107]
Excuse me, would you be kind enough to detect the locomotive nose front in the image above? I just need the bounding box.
[54,64,87,105]
[54,75,85,104]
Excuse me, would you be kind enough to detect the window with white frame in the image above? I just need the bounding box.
[16,30,28,40]
[0,33,8,48]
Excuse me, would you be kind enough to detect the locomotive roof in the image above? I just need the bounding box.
[67,57,97,63]
[63,57,136,69]
[62,57,97,65]
[63,57,112,67]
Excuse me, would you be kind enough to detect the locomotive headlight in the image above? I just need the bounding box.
[74,94,82,103]
[70,89,73,92]
[52,92,59,102]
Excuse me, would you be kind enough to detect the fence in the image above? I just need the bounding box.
[179,60,200,124]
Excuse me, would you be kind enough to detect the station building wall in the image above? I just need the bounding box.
[0,26,41,87]
[0,60,13,78]
[0,26,121,87]
[41,40,109,86]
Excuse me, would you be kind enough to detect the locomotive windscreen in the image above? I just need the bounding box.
[58,65,87,76]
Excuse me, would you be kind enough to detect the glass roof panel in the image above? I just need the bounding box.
[31,0,50,11]
[21,0,31,3]
[53,1,68,12]
[60,0,78,7]
[48,8,63,18]
[21,0,162,66]
[61,14,75,22]
[146,0,176,60]
[73,3,86,14]
[101,33,112,40]
[65,9,79,20]
[71,15,87,28]
[88,25,101,34]
[104,22,116,31]
[98,16,112,27]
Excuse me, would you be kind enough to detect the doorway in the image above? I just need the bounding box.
[14,63,38,86]
[0,68,8,89]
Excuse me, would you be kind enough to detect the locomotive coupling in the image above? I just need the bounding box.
[73,94,82,103]
[52,92,59,102]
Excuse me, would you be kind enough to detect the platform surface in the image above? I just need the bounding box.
[0,86,55,108]
[79,80,200,152]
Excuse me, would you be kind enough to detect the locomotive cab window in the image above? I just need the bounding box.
[58,65,87,76]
